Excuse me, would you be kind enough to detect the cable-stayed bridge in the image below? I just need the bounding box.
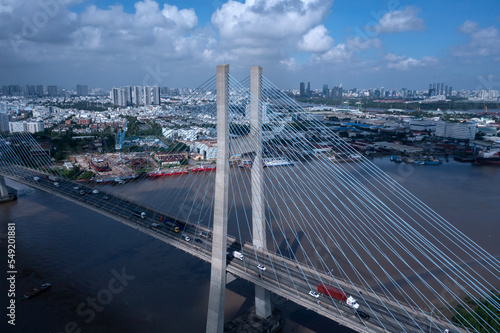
[0,65,499,333]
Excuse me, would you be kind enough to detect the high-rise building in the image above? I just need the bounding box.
[429,83,436,96]
[5,85,22,96]
[36,85,44,96]
[440,83,444,95]
[322,84,329,97]
[47,85,58,97]
[306,81,311,96]
[133,86,142,106]
[152,86,160,105]
[76,84,89,96]
[144,86,152,106]
[401,88,408,98]
[299,82,305,96]
[123,86,132,106]
[332,86,338,100]
[24,85,36,96]
[0,113,10,132]
[111,88,121,106]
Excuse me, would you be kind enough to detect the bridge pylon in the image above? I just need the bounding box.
[250,65,273,319]
[206,64,230,333]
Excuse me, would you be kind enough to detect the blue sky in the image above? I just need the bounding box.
[1,0,499,91]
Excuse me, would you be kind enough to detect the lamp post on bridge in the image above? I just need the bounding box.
[428,305,437,333]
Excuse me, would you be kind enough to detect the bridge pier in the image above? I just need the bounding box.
[206,64,230,333]
[0,175,17,203]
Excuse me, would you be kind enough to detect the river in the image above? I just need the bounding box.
[1,157,499,333]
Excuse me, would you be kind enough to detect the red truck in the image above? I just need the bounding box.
[317,284,359,309]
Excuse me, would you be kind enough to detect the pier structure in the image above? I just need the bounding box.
[0,175,17,203]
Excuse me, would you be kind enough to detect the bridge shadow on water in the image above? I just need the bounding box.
[277,231,305,260]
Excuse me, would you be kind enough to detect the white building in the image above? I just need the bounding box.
[178,128,199,141]
[26,121,45,133]
[133,86,143,106]
[111,88,122,106]
[144,86,152,106]
[435,121,477,140]
[162,128,177,138]
[409,119,436,132]
[192,140,217,160]
[152,86,160,105]
[9,121,27,133]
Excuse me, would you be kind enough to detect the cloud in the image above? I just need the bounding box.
[280,57,298,71]
[0,0,219,87]
[211,0,333,59]
[385,53,438,70]
[311,43,352,63]
[373,6,425,33]
[453,21,500,57]
[346,36,382,52]
[298,25,333,53]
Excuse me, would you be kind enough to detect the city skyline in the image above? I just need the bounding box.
[0,0,499,90]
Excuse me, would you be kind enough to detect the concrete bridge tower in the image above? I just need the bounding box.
[249,65,272,319]
[206,64,230,333]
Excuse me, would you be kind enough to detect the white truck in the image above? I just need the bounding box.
[133,211,146,219]
[232,251,244,260]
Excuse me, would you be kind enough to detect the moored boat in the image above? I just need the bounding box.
[475,149,500,165]
[191,166,216,172]
[24,283,51,299]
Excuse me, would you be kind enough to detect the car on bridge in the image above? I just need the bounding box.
[181,234,191,242]
[355,310,370,321]
[257,264,266,271]
[309,290,320,298]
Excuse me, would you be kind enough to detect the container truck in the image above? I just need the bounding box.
[317,284,359,309]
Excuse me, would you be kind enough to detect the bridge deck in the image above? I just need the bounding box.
[0,165,470,333]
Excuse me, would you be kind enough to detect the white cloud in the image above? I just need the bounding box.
[161,4,198,31]
[458,20,479,34]
[298,25,333,53]
[385,53,437,70]
[453,21,500,57]
[311,43,352,63]
[346,36,382,52]
[373,6,425,33]
[280,57,298,71]
[211,0,333,60]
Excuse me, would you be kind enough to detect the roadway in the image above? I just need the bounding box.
[0,164,469,333]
